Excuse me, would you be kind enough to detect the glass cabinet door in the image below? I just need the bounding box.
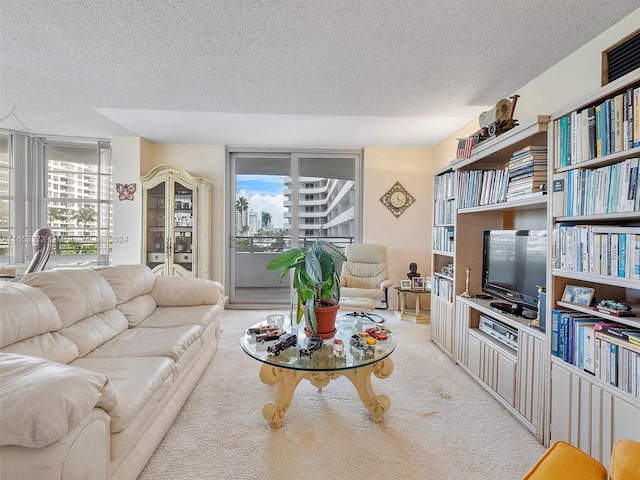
[172,181,194,275]
[145,182,167,272]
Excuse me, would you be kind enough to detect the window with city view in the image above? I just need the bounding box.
[46,141,112,266]
[230,151,362,305]
[0,135,11,265]
[0,132,112,271]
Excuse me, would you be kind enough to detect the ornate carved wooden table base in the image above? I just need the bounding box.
[259,358,394,429]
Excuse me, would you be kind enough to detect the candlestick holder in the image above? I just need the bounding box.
[460,267,472,298]
[530,285,546,328]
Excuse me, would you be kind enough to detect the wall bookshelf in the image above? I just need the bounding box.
[431,166,456,357]
[547,67,640,463]
[431,116,550,441]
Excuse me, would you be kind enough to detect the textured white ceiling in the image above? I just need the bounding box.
[1,1,639,147]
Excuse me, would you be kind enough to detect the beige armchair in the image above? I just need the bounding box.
[339,244,394,322]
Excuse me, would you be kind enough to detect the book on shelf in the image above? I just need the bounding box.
[633,87,640,147]
[587,105,597,160]
[596,306,637,317]
[552,172,566,217]
[511,144,547,157]
[583,323,597,374]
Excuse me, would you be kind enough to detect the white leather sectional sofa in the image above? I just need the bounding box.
[0,265,224,480]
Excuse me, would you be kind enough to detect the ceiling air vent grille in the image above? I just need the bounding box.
[602,28,640,85]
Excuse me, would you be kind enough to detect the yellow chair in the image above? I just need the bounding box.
[522,439,640,480]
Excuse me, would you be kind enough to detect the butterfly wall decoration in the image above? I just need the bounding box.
[116,183,136,201]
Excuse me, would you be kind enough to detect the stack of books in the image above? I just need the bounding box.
[506,145,547,199]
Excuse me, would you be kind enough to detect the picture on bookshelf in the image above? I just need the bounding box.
[412,277,425,292]
[561,285,595,306]
[400,279,412,290]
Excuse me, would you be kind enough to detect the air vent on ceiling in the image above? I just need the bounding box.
[602,28,640,86]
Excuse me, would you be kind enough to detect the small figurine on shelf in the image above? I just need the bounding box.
[460,268,472,298]
[407,262,420,280]
[596,299,636,317]
[176,234,187,253]
[154,233,163,251]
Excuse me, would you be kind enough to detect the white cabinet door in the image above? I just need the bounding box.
[432,296,454,357]
[551,360,640,464]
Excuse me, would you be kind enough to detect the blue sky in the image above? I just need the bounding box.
[236,175,287,228]
[236,175,285,197]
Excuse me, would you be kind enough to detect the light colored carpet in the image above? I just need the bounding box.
[138,309,545,479]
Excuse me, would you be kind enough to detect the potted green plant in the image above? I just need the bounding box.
[266,237,346,337]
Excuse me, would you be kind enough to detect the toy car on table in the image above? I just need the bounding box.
[256,329,284,343]
[267,333,297,355]
[332,339,346,357]
[299,335,323,357]
[247,325,280,335]
[350,334,375,354]
[366,327,388,341]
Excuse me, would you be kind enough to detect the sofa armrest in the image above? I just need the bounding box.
[151,276,225,307]
[380,279,394,289]
[0,353,117,448]
[610,439,640,480]
[0,408,110,480]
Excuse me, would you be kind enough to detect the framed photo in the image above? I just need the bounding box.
[412,277,425,292]
[400,279,412,290]
[561,285,595,306]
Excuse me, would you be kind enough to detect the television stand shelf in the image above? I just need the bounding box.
[455,294,547,442]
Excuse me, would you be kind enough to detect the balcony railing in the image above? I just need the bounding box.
[234,235,354,253]
[233,235,354,298]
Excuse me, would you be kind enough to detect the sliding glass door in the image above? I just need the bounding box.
[227,149,362,307]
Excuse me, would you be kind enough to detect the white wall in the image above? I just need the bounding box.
[111,136,151,264]
[432,7,640,170]
[363,147,432,308]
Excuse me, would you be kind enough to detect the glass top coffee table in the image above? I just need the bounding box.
[240,315,396,429]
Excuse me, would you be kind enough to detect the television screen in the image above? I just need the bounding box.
[482,230,547,319]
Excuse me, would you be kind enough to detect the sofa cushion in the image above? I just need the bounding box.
[59,309,129,358]
[1,332,79,365]
[151,276,224,307]
[116,294,157,327]
[70,356,174,434]
[19,269,117,327]
[94,265,156,305]
[139,304,222,346]
[0,353,118,448]
[85,325,202,362]
[138,304,221,329]
[0,282,62,348]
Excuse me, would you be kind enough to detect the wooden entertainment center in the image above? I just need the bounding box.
[431,116,550,443]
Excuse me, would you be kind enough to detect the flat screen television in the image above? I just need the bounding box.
[481,229,547,320]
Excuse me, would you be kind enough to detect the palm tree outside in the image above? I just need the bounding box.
[47,207,64,226]
[71,206,97,240]
[261,211,272,230]
[236,196,249,235]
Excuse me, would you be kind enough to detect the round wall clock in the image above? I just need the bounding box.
[379,181,415,218]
